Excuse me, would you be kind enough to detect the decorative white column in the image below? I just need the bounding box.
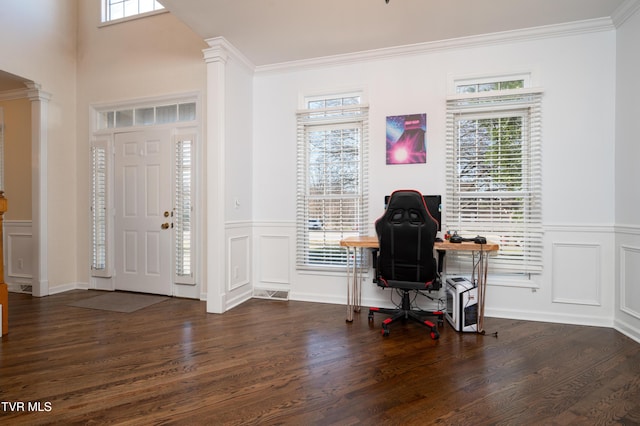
[26,83,51,298]
[202,38,229,313]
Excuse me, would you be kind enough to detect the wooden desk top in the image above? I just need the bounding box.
[339,235,499,252]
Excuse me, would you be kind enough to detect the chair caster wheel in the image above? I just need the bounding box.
[368,313,374,322]
[430,330,440,340]
[382,328,390,337]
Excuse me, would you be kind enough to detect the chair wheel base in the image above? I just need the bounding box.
[369,303,443,340]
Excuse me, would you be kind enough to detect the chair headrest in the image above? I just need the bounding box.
[384,190,432,223]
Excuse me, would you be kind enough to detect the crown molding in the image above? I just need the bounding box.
[204,37,255,72]
[0,83,51,102]
[612,0,640,27]
[0,87,29,101]
[255,17,615,74]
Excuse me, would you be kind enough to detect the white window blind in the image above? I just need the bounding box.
[446,88,543,274]
[174,136,195,284]
[91,142,109,276]
[296,98,369,270]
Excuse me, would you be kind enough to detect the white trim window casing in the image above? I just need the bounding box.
[446,82,544,274]
[296,94,369,270]
[101,0,165,24]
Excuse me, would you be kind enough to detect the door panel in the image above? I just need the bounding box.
[115,130,172,295]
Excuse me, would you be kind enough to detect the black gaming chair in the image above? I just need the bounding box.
[368,190,444,338]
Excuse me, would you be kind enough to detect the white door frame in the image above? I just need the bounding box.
[89,93,202,299]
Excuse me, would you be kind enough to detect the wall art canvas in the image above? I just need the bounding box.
[386,113,427,165]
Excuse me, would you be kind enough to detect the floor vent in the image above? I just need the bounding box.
[8,284,32,294]
[253,289,289,301]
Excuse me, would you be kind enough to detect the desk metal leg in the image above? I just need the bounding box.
[476,249,489,334]
[354,248,362,314]
[345,246,362,323]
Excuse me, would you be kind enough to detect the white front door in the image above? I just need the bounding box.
[114,130,172,295]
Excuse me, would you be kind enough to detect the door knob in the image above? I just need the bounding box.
[161,223,170,230]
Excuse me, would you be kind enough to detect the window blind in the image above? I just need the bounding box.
[175,136,195,284]
[91,143,109,276]
[296,104,369,270]
[446,89,543,273]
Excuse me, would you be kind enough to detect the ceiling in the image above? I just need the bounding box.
[159,0,626,66]
[0,0,628,89]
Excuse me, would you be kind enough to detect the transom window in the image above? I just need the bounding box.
[446,76,543,274]
[101,0,165,23]
[96,102,196,130]
[296,93,369,269]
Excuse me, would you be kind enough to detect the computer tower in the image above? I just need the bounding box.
[445,276,478,332]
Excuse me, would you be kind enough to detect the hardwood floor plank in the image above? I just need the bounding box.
[1,291,639,425]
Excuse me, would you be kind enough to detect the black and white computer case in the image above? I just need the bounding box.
[445,276,478,332]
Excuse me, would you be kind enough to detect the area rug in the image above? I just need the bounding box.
[68,292,168,313]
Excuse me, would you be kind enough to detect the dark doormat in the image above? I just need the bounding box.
[68,292,168,313]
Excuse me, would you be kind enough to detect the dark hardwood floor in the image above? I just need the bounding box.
[1,290,639,425]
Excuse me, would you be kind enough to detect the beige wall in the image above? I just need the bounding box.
[0,0,207,291]
[0,98,31,220]
[0,0,78,291]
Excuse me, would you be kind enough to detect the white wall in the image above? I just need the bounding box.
[252,24,623,330]
[615,5,640,342]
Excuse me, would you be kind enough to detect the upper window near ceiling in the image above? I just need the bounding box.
[101,0,166,24]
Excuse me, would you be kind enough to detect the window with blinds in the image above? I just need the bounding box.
[91,143,109,275]
[175,136,195,284]
[446,84,543,274]
[296,94,369,269]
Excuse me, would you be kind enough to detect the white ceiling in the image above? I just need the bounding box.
[0,0,628,88]
[159,0,626,66]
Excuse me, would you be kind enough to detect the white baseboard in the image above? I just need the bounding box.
[614,318,640,344]
[486,307,615,329]
[48,282,88,295]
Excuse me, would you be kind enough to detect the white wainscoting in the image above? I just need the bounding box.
[552,242,601,306]
[4,221,33,291]
[224,222,253,310]
[485,224,616,328]
[228,234,251,291]
[620,245,640,319]
[615,225,640,343]
[253,222,294,294]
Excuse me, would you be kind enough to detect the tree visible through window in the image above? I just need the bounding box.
[446,79,543,274]
[296,94,369,269]
[102,0,165,23]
